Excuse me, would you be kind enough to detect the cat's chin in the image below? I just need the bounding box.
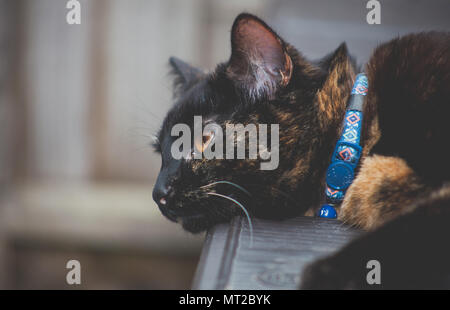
[157,202,232,233]
[180,215,211,234]
[179,214,234,234]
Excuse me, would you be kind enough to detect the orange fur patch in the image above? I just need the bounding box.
[339,155,425,230]
[315,54,355,132]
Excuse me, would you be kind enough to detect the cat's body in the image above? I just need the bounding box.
[153,13,450,288]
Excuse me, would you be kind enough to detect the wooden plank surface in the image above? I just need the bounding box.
[193,216,361,290]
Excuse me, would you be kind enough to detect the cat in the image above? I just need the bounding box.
[152,13,450,289]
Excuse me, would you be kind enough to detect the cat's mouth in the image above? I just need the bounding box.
[157,202,207,222]
[158,200,229,233]
[156,181,253,233]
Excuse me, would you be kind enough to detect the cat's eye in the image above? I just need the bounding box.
[194,131,215,153]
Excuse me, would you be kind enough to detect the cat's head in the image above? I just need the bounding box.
[153,13,356,233]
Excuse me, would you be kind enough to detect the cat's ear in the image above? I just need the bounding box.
[226,13,293,100]
[169,57,203,90]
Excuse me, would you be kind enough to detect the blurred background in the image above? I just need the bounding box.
[0,0,448,289]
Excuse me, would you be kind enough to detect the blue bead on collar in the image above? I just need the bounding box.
[318,73,368,218]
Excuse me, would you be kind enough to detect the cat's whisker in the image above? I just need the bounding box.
[201,181,252,197]
[206,192,254,248]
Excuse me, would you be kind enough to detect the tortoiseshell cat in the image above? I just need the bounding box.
[153,13,450,289]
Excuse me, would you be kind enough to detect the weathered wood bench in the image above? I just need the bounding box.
[192,216,361,289]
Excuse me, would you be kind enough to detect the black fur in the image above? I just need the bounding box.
[153,13,450,288]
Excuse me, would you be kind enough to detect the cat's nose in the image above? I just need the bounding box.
[152,183,172,207]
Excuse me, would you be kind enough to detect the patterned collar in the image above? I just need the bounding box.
[318,73,369,218]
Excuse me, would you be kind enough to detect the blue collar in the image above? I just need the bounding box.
[318,73,369,218]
